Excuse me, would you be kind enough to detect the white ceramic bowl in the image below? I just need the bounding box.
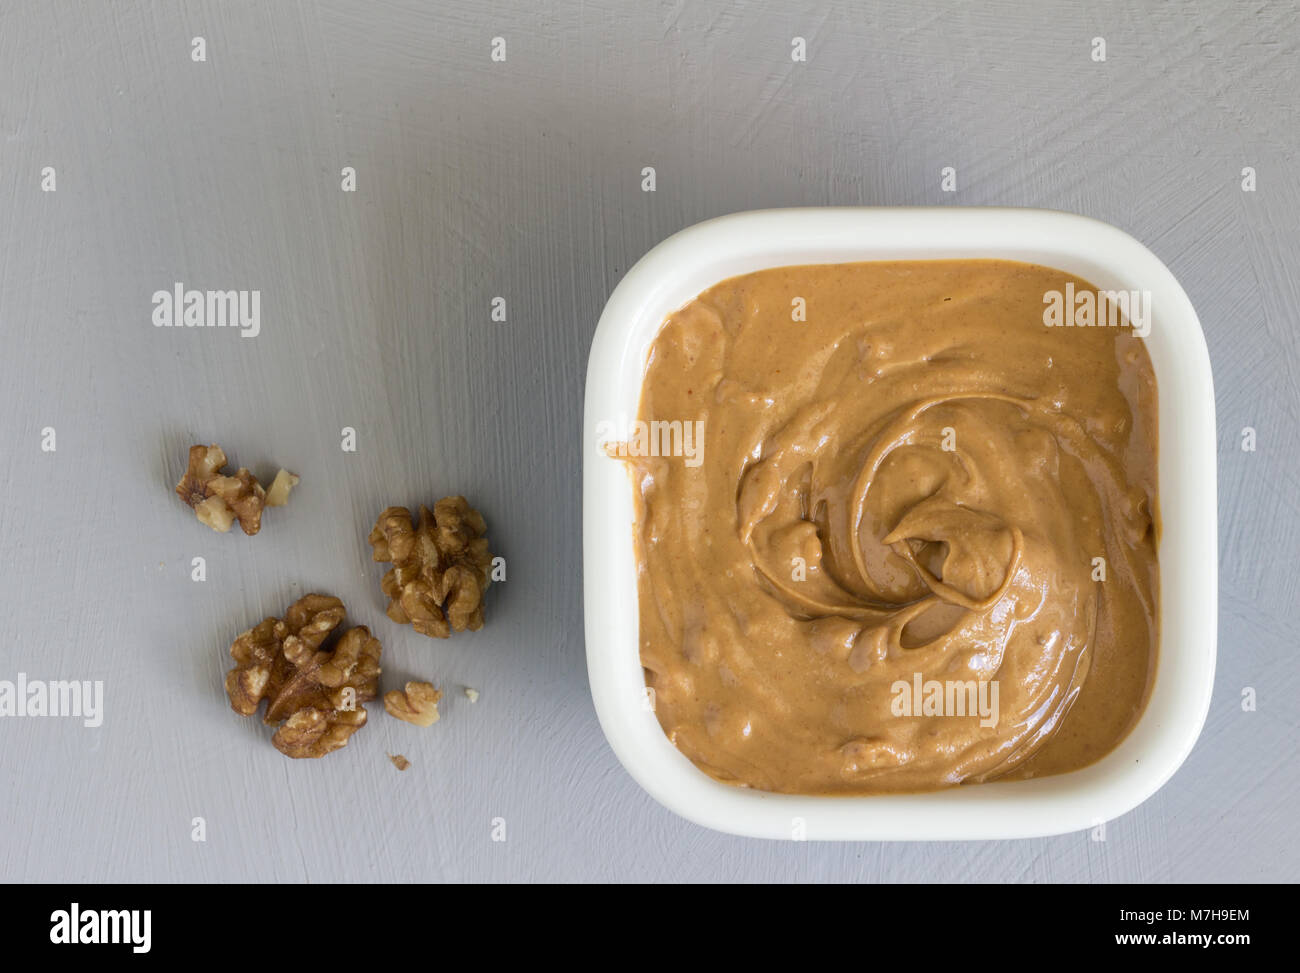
[583,207,1216,841]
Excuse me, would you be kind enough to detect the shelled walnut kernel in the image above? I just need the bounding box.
[368,497,493,638]
[225,593,382,758]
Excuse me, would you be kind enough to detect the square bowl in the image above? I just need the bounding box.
[583,207,1216,840]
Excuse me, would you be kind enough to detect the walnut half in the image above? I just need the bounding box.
[225,593,382,758]
[368,497,493,638]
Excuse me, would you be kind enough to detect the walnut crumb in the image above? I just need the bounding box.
[368,497,494,638]
[265,468,300,507]
[388,753,410,771]
[464,687,480,703]
[384,680,442,727]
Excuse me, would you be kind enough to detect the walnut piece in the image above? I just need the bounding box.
[384,681,442,727]
[196,495,236,532]
[265,468,300,507]
[388,753,411,771]
[175,443,296,535]
[368,497,493,638]
[225,593,383,758]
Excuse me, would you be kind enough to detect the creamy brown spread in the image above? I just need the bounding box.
[626,260,1158,794]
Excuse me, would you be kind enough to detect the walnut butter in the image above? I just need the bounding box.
[625,260,1158,794]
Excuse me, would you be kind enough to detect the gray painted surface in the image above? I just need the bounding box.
[0,0,1295,882]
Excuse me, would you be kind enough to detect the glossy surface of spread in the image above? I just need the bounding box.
[627,260,1159,794]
